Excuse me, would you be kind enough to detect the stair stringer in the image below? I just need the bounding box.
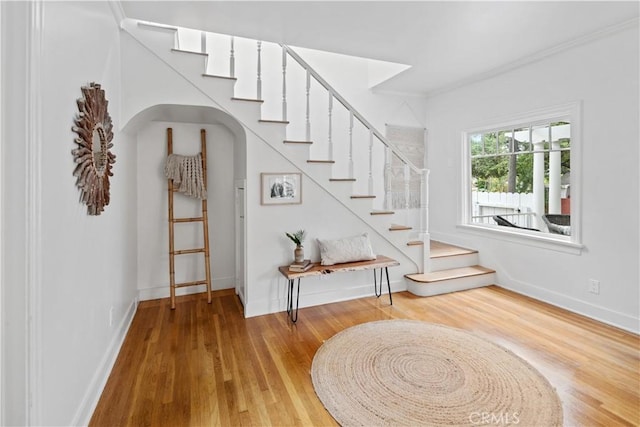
[121,19,424,272]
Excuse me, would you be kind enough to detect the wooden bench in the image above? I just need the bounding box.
[278,255,400,323]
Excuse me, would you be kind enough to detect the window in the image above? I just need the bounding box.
[462,103,581,249]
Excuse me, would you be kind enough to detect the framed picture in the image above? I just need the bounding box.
[261,173,302,205]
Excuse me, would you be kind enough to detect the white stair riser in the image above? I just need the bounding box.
[430,253,479,271]
[228,100,264,121]
[343,199,376,216]
[254,122,288,142]
[182,76,233,103]
[386,229,414,246]
[303,163,333,182]
[405,272,495,297]
[326,183,357,200]
[281,144,314,165]
[367,213,396,229]
[169,50,208,78]
[403,245,424,272]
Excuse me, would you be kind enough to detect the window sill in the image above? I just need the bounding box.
[457,224,584,255]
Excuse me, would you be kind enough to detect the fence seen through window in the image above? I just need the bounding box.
[469,121,571,236]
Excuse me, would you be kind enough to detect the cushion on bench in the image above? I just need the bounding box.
[317,233,376,266]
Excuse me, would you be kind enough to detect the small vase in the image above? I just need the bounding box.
[294,245,304,263]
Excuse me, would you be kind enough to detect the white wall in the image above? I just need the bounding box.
[292,46,426,132]
[136,122,236,299]
[424,24,639,332]
[243,131,416,317]
[3,2,139,425]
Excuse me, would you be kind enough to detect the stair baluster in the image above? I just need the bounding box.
[305,70,311,141]
[282,46,287,122]
[256,41,262,100]
[420,169,431,272]
[328,91,333,161]
[349,111,354,179]
[230,36,235,78]
[368,129,374,195]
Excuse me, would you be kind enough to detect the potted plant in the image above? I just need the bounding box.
[286,229,306,263]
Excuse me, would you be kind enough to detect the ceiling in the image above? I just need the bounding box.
[120,1,639,96]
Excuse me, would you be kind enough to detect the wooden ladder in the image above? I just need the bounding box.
[167,128,213,309]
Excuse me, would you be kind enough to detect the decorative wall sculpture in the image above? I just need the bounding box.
[71,82,116,215]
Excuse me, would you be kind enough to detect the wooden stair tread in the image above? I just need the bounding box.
[202,73,237,81]
[307,159,335,164]
[259,119,290,124]
[389,224,412,231]
[430,240,478,258]
[406,265,495,283]
[232,97,264,103]
[370,210,394,215]
[329,178,356,182]
[284,140,313,144]
[350,195,375,199]
[407,240,424,246]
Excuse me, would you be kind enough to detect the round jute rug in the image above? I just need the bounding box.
[311,320,562,426]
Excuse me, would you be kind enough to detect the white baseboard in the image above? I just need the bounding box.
[138,276,235,301]
[431,230,639,334]
[498,279,639,335]
[71,297,138,426]
[244,279,406,318]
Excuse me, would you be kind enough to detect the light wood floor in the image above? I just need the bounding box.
[90,287,640,426]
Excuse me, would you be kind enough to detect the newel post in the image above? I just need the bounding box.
[419,169,431,273]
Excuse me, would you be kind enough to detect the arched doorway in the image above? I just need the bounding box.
[122,104,247,308]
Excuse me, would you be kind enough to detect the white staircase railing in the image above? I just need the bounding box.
[135,21,431,270]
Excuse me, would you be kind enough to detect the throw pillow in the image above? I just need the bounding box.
[317,233,376,266]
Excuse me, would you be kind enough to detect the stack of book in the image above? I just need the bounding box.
[288,259,312,272]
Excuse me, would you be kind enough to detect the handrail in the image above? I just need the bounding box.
[281,44,424,176]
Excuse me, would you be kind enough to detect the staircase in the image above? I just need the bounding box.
[122,18,496,296]
[406,241,495,296]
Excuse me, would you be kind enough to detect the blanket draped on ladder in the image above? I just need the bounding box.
[164,153,208,199]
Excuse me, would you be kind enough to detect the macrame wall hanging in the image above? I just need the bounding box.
[71,82,116,215]
[385,124,426,209]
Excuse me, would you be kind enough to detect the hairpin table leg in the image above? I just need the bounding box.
[287,279,293,316]
[287,278,301,323]
[374,268,392,305]
[385,267,393,305]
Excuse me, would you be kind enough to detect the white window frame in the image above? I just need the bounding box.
[459,102,583,254]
